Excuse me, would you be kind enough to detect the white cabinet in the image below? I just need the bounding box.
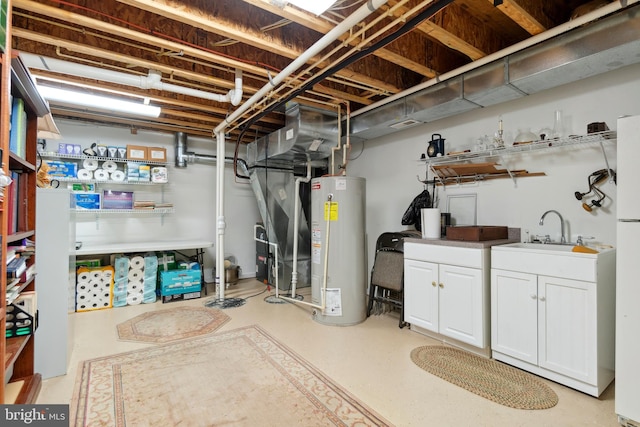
[491,248,615,397]
[404,242,490,355]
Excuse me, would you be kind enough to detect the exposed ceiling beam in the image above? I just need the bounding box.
[116,0,402,95]
[490,0,549,35]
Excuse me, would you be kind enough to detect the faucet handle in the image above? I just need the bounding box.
[576,235,595,246]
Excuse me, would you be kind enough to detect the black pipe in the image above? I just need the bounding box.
[234,0,455,151]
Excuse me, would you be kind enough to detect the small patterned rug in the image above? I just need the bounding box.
[72,325,392,427]
[410,345,558,410]
[116,306,230,343]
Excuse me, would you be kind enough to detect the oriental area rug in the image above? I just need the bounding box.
[72,325,391,427]
[116,306,230,343]
[410,345,558,410]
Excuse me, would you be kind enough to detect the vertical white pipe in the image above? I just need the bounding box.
[290,158,312,298]
[213,0,388,134]
[213,0,387,302]
[216,130,226,300]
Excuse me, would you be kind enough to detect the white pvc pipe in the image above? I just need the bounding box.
[352,0,640,118]
[290,158,312,298]
[277,195,333,311]
[214,0,388,133]
[213,0,387,302]
[216,130,226,300]
[21,53,243,104]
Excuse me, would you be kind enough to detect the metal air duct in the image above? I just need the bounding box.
[350,4,640,141]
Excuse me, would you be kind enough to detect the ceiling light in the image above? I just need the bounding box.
[37,86,161,118]
[287,0,336,15]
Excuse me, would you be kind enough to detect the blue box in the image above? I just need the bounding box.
[74,193,101,210]
[47,160,78,178]
[160,269,201,296]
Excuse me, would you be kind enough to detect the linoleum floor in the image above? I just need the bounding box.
[37,279,618,426]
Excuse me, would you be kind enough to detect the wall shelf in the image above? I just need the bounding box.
[39,151,167,166]
[421,131,616,186]
[75,208,174,215]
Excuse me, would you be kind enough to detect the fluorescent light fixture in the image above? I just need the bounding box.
[37,85,161,118]
[287,0,336,15]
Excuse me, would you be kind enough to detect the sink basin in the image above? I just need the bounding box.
[502,242,576,252]
[491,242,615,282]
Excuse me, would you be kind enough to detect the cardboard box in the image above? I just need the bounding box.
[74,193,101,210]
[102,190,134,209]
[161,291,201,303]
[148,147,167,162]
[160,269,201,296]
[127,145,148,161]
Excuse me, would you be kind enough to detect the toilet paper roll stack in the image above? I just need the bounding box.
[76,266,114,312]
[112,254,158,306]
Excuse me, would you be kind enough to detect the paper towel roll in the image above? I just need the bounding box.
[83,159,99,171]
[127,293,142,305]
[421,208,441,239]
[77,169,93,180]
[94,169,109,181]
[128,268,144,281]
[130,256,145,270]
[102,160,118,172]
[111,170,125,181]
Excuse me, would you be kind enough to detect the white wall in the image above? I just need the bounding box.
[46,121,261,281]
[347,63,640,266]
[44,63,640,282]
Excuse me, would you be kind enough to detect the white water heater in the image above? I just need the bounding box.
[310,176,367,326]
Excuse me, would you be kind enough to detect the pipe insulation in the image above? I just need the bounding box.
[21,53,243,105]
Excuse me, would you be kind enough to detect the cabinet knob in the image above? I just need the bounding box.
[432,281,437,287]
[439,283,444,288]
[530,294,537,299]
[539,296,546,302]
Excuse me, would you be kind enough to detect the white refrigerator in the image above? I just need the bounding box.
[616,115,640,427]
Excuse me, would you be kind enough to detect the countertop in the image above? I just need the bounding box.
[405,228,521,249]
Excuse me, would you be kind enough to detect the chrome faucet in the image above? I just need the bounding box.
[539,210,566,244]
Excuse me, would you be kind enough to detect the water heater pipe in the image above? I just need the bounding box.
[277,194,333,311]
[289,157,312,298]
[212,0,387,300]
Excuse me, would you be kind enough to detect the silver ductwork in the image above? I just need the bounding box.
[246,104,338,289]
[247,104,338,169]
[350,5,640,140]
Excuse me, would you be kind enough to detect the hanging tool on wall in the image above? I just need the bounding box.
[574,168,615,212]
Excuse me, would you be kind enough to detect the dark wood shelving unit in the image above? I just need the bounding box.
[1,0,50,404]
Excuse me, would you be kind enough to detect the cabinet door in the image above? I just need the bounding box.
[404,259,438,332]
[439,264,483,346]
[538,275,596,384]
[491,269,538,364]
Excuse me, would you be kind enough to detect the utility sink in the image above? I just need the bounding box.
[502,242,577,252]
[491,242,616,282]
